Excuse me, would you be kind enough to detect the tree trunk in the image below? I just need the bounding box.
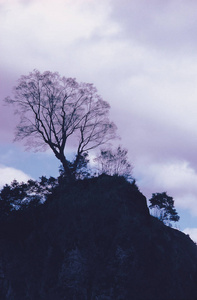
[55,152,74,182]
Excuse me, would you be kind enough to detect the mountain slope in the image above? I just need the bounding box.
[0,175,197,300]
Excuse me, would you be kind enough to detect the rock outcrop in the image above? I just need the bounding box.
[0,175,197,299]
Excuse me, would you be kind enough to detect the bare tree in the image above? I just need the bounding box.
[5,70,117,180]
[94,146,132,180]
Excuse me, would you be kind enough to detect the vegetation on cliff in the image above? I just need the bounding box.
[0,175,197,300]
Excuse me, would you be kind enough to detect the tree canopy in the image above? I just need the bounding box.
[149,192,180,226]
[5,70,117,179]
[0,176,57,218]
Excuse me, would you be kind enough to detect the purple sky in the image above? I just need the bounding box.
[1,0,197,240]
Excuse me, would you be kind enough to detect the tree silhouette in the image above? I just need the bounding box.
[59,152,91,181]
[0,177,57,216]
[149,192,180,226]
[5,70,117,179]
[94,146,132,180]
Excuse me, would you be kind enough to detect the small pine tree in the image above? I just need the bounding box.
[149,192,180,226]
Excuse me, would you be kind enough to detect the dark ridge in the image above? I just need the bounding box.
[0,175,197,300]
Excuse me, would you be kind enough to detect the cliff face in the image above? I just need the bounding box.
[0,175,197,300]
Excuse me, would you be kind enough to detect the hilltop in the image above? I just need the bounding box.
[0,175,197,300]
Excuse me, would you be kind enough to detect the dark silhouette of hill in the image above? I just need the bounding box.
[0,175,197,300]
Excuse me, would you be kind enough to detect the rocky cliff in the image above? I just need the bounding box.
[0,175,197,300]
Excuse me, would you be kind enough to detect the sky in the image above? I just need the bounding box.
[1,0,197,240]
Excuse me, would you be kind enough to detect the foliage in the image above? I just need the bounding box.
[5,70,117,179]
[94,146,132,180]
[59,152,91,182]
[0,176,57,218]
[149,192,180,226]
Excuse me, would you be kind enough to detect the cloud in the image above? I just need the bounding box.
[111,0,197,53]
[0,0,118,74]
[135,159,197,216]
[183,228,197,244]
[0,165,31,188]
